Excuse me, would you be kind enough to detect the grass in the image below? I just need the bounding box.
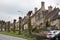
[0,31,36,40]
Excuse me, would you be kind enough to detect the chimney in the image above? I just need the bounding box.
[48,6,52,12]
[41,1,45,11]
[34,7,37,13]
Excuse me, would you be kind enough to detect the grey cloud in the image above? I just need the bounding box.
[0,0,60,22]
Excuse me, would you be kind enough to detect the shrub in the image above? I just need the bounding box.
[32,27,40,33]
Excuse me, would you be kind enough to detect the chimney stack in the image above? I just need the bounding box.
[41,1,45,11]
[41,1,44,8]
[48,6,52,12]
[34,7,37,13]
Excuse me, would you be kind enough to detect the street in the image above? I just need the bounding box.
[0,34,27,40]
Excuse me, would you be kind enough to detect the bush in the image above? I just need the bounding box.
[32,27,40,33]
[35,28,40,33]
[45,20,50,27]
[32,27,36,32]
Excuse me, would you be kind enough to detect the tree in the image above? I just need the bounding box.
[45,20,50,27]
[13,19,16,32]
[1,20,5,31]
[22,24,24,32]
[5,22,6,31]
[18,17,22,34]
[27,11,32,35]
[7,21,10,32]
[1,21,3,31]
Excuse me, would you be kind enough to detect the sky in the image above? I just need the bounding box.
[0,0,60,22]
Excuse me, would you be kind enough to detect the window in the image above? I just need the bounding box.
[35,13,40,21]
[35,14,38,21]
[40,14,43,18]
[35,12,43,21]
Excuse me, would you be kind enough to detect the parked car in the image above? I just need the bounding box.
[47,30,60,40]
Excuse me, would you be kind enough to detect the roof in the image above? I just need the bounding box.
[50,10,60,21]
[45,8,60,20]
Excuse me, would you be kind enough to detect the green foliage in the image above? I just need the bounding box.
[45,20,50,27]
[32,27,36,32]
[11,28,13,31]
[32,27,40,33]
[35,28,40,33]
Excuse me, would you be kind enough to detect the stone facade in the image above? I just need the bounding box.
[22,16,28,30]
[17,1,60,30]
[50,19,59,29]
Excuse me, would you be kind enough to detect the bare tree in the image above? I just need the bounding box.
[18,17,22,34]
[7,21,10,32]
[1,21,3,31]
[13,19,16,32]
[27,11,32,35]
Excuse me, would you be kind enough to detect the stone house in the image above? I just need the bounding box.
[21,1,60,30]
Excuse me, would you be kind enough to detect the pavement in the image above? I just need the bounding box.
[0,34,27,40]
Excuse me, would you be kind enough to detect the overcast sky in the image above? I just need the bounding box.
[0,0,60,22]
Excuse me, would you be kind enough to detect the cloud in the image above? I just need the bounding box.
[0,0,60,22]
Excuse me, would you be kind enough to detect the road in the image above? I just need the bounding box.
[0,34,27,40]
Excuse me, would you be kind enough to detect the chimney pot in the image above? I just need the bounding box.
[34,7,37,13]
[48,6,52,12]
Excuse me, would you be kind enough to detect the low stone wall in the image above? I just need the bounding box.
[32,31,49,40]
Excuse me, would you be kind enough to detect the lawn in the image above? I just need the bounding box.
[0,31,36,40]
